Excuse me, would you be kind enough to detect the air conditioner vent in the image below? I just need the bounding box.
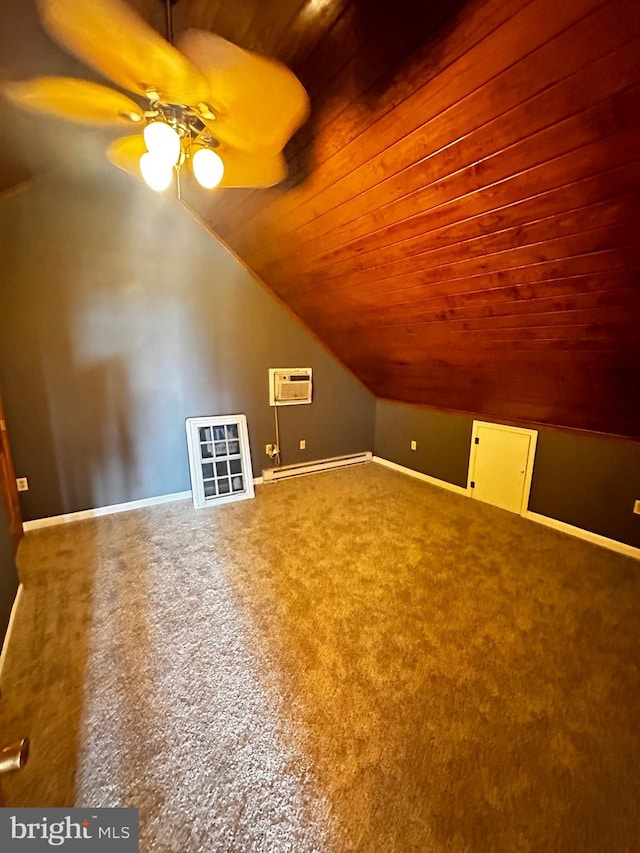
[269,368,312,406]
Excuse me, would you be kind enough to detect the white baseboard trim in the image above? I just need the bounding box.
[373,456,639,560]
[23,490,193,530]
[373,456,468,496]
[0,583,24,689]
[24,478,266,530]
[524,511,640,560]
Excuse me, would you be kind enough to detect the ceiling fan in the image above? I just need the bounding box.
[2,0,310,192]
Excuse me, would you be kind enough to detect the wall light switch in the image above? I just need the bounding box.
[410,440,417,451]
[16,477,28,492]
[299,439,306,450]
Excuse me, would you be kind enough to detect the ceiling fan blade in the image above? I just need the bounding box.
[216,147,287,188]
[2,77,144,126]
[106,133,146,178]
[178,30,310,154]
[37,0,210,105]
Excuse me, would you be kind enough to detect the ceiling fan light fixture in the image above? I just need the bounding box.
[139,151,173,191]
[143,120,181,165]
[192,147,224,189]
[10,0,310,192]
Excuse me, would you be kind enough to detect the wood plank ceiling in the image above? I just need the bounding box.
[181,0,640,439]
[1,0,639,438]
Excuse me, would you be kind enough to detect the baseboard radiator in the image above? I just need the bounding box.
[262,451,372,483]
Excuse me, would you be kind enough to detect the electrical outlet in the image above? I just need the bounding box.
[265,444,273,457]
[634,499,640,515]
[16,477,29,492]
[410,440,417,450]
[299,439,306,450]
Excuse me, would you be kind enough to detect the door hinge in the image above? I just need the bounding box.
[470,481,475,488]
[474,437,479,444]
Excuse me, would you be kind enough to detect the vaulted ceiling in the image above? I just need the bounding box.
[1,0,639,438]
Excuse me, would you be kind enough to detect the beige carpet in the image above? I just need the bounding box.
[1,463,639,852]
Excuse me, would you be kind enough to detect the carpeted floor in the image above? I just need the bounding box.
[1,463,639,852]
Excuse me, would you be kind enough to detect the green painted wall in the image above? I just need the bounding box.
[0,175,374,521]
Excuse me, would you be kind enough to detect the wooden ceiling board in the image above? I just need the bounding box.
[185,0,480,233]
[290,156,640,280]
[1,0,638,437]
[213,0,588,235]
[184,0,640,438]
[262,58,639,271]
[223,0,636,267]
[284,186,639,291]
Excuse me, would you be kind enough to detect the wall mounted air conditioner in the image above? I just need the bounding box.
[269,368,313,406]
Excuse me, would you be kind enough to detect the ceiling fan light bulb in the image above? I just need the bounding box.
[143,121,181,165]
[192,148,224,189]
[139,152,173,192]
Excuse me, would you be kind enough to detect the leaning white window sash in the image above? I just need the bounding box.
[185,415,255,509]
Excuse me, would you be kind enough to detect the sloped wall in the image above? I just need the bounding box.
[189,0,640,438]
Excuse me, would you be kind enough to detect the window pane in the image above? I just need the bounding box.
[187,415,253,508]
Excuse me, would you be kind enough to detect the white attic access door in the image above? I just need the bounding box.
[467,421,538,515]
